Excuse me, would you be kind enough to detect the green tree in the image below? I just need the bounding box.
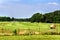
[30,13,43,23]
[44,10,60,23]
[11,17,15,21]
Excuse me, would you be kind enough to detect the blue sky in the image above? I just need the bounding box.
[0,0,60,18]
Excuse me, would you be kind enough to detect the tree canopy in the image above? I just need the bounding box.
[0,10,60,23]
[30,13,43,22]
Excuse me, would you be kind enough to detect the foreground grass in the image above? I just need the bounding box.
[0,22,60,40]
[0,35,60,40]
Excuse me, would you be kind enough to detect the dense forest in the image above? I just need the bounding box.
[0,10,60,23]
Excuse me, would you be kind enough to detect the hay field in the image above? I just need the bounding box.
[0,22,60,40]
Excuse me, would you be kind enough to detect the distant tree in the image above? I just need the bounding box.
[41,15,46,22]
[0,17,11,21]
[0,10,60,23]
[30,13,43,23]
[11,17,15,21]
[44,10,60,23]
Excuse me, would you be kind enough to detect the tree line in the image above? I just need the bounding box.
[0,10,60,23]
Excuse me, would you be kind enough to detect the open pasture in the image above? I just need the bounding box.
[0,22,60,32]
[0,22,60,40]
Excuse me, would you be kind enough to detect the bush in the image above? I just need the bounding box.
[13,29,17,35]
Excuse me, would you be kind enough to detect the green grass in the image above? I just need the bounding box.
[0,35,60,40]
[0,22,60,32]
[0,22,60,40]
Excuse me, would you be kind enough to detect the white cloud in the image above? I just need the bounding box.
[48,2,59,5]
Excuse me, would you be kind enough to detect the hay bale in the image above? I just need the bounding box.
[3,29,13,35]
[50,24,56,29]
[18,30,27,35]
[4,33,13,36]
[34,31,40,35]
[16,29,28,35]
[0,33,4,35]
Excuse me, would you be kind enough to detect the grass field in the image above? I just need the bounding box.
[0,22,60,40]
[0,22,60,32]
[0,35,60,40]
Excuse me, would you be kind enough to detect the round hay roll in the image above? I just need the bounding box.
[50,24,56,29]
